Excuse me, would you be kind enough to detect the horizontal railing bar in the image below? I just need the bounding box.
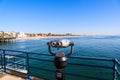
[5,54,53,63]
[65,72,111,80]
[5,54,114,69]
[68,62,113,69]
[0,49,51,56]
[6,62,114,79]
[29,66,55,72]
[7,68,26,75]
[6,67,26,73]
[0,49,115,62]
[5,54,26,58]
[4,63,116,79]
[7,56,113,69]
[3,49,120,70]
[29,57,53,62]
[69,56,113,62]
[7,61,26,67]
[29,66,112,80]
[9,62,111,80]
[7,61,113,75]
[27,52,51,56]
[14,59,25,63]
[0,49,27,53]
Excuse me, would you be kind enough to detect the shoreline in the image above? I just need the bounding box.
[15,36,79,40]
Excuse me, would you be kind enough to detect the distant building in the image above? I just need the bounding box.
[37,33,46,36]
[0,31,4,38]
[11,32,17,38]
[47,33,52,36]
[66,33,72,36]
[17,32,27,38]
[5,31,17,38]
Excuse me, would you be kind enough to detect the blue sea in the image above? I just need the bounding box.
[0,36,120,80]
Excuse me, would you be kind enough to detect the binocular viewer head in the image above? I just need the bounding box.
[47,39,74,48]
[47,39,74,57]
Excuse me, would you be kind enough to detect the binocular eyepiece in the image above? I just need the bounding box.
[47,39,74,48]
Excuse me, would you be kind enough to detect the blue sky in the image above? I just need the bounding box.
[0,0,120,35]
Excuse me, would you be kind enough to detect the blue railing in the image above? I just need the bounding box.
[0,49,120,80]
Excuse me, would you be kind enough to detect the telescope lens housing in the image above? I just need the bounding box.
[51,42,56,47]
[56,42,62,47]
[48,39,74,48]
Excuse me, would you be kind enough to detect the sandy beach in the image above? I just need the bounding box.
[16,36,79,40]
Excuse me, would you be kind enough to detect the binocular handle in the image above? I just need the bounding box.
[48,44,74,57]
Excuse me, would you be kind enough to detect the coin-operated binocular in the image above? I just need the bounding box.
[47,39,74,80]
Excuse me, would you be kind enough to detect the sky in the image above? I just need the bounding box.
[0,0,120,35]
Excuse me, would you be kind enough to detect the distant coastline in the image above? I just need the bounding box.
[16,35,119,40]
[16,36,80,40]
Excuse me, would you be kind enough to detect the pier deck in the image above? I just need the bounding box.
[0,72,43,80]
[0,74,24,80]
[0,37,15,42]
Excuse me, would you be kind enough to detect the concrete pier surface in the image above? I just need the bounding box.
[0,73,43,80]
[0,74,24,80]
[0,71,43,80]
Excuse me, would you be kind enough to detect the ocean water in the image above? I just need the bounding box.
[0,36,120,80]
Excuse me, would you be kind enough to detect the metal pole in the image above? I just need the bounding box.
[113,59,117,80]
[54,52,67,80]
[0,52,3,69]
[0,53,3,74]
[13,57,16,69]
[56,69,65,80]
[3,50,6,73]
[0,50,4,73]
[26,53,30,80]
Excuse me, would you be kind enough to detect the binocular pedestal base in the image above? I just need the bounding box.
[56,69,65,80]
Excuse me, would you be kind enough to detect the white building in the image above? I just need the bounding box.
[11,32,17,38]
[17,32,27,38]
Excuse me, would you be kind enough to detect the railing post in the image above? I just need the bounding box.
[0,50,3,73]
[13,57,16,69]
[113,59,117,80]
[3,50,6,74]
[0,51,2,67]
[26,53,30,80]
